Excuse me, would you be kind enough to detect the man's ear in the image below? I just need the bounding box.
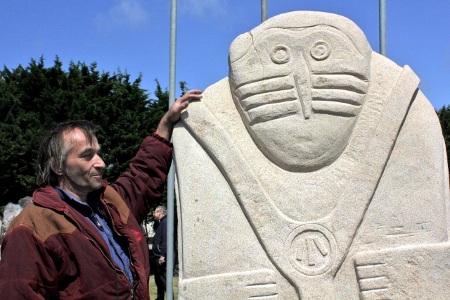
[51,165,63,176]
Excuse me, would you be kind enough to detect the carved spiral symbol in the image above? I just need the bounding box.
[270,44,291,64]
[287,224,336,276]
[310,41,331,61]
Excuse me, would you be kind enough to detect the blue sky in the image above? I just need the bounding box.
[1,0,449,109]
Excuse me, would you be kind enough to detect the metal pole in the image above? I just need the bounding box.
[166,0,177,299]
[261,0,268,22]
[379,0,386,55]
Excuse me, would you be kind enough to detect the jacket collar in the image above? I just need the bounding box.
[32,182,107,213]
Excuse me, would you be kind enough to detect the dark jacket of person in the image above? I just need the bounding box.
[152,215,167,259]
[0,134,172,300]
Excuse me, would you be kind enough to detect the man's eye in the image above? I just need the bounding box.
[81,152,95,159]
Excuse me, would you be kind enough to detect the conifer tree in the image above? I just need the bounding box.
[437,105,450,168]
[0,57,171,206]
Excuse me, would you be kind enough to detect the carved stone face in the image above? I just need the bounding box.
[229,12,371,172]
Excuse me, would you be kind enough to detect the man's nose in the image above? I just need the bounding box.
[94,154,106,169]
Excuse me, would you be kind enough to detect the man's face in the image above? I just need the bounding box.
[58,128,105,201]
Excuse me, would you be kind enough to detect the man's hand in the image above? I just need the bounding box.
[159,256,165,265]
[155,89,202,140]
[166,89,203,124]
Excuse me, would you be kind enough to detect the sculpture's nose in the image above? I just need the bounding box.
[293,53,312,119]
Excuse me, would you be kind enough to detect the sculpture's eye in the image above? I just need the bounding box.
[270,44,291,64]
[310,41,331,61]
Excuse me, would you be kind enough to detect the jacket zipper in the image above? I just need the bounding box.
[64,212,134,294]
[103,202,138,297]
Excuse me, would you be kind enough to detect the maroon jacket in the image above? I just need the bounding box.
[0,134,172,299]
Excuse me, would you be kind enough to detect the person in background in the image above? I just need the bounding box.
[0,90,202,299]
[152,205,168,300]
[0,212,3,235]
[0,211,3,243]
[0,212,3,260]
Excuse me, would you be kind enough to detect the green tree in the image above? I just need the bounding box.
[0,57,172,207]
[437,105,450,168]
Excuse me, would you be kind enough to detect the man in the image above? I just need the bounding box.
[152,206,168,300]
[0,89,202,299]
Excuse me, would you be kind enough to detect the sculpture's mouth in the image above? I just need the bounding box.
[233,72,368,126]
[234,74,300,125]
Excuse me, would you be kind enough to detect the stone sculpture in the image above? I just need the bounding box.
[173,11,450,299]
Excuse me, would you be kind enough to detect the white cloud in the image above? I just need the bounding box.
[95,0,149,31]
[180,0,225,17]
